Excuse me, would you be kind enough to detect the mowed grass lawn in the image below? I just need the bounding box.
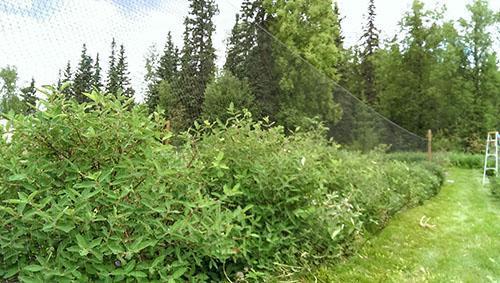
[309,168,500,282]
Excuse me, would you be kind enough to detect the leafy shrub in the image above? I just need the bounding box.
[490,176,500,198]
[325,152,442,234]
[387,151,485,170]
[0,91,444,282]
[448,152,484,169]
[0,91,248,282]
[202,72,255,122]
[387,152,429,163]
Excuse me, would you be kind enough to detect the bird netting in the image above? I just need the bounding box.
[0,0,428,152]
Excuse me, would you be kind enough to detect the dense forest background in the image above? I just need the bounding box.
[0,0,499,151]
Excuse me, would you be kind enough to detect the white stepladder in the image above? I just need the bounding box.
[483,131,499,185]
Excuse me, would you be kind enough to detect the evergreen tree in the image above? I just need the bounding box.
[178,0,218,123]
[333,1,345,51]
[225,13,250,79]
[225,0,281,120]
[144,45,160,112]
[20,78,37,115]
[115,44,135,98]
[56,70,62,90]
[92,53,103,91]
[360,0,380,103]
[106,38,120,95]
[146,33,179,112]
[157,32,179,83]
[73,44,94,103]
[106,39,134,98]
[333,2,353,90]
[61,61,73,98]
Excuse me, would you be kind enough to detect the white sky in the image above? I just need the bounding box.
[0,0,498,101]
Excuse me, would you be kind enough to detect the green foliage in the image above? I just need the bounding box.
[0,66,27,115]
[0,91,443,281]
[312,169,500,282]
[0,91,246,282]
[178,0,218,123]
[106,39,120,95]
[490,176,500,198]
[115,45,135,98]
[387,151,486,170]
[20,78,38,115]
[448,153,484,169]
[374,0,499,146]
[73,44,95,103]
[359,0,379,104]
[265,0,342,128]
[105,40,134,98]
[91,54,103,92]
[202,72,255,121]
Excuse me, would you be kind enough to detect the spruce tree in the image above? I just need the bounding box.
[56,70,62,90]
[20,78,37,115]
[333,2,345,51]
[144,46,160,112]
[178,0,218,123]
[116,44,135,98]
[360,0,380,103]
[73,44,94,103]
[224,13,247,78]
[106,38,120,95]
[92,53,103,91]
[61,61,73,98]
[157,32,179,83]
[225,0,281,119]
[333,2,351,89]
[146,33,179,112]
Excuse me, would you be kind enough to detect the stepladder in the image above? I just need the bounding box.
[483,131,499,185]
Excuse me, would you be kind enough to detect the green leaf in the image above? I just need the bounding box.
[171,267,187,279]
[107,241,124,254]
[129,238,157,253]
[55,223,75,233]
[3,266,18,278]
[124,260,136,273]
[74,181,96,189]
[150,255,166,270]
[23,265,44,272]
[8,174,27,181]
[75,234,90,250]
[130,271,147,278]
[18,276,44,283]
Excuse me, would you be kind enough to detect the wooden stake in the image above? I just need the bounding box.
[427,129,432,162]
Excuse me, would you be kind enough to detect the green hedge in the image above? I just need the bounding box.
[490,177,500,198]
[387,152,485,170]
[0,92,443,282]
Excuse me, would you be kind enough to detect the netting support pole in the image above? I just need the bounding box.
[427,129,433,162]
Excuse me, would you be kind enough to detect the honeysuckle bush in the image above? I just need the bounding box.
[0,90,443,282]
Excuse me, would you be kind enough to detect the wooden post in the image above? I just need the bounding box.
[427,129,432,162]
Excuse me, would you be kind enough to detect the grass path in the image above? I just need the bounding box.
[313,168,500,283]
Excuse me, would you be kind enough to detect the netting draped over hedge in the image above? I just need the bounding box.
[0,92,443,282]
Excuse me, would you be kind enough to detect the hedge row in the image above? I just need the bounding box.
[0,92,443,282]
